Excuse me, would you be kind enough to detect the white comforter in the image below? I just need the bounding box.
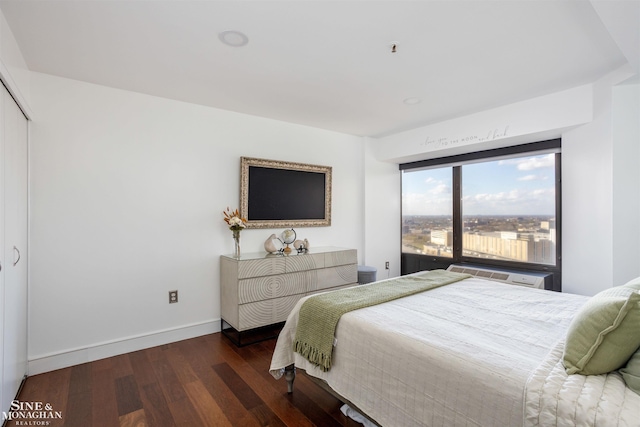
[525,340,640,427]
[269,277,640,426]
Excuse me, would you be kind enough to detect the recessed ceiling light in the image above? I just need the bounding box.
[218,30,249,47]
[403,97,422,105]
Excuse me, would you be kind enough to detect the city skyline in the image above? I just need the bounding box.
[402,214,556,265]
[402,153,556,216]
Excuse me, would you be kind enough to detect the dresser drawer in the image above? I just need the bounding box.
[238,271,313,303]
[324,249,357,267]
[238,294,304,330]
[237,257,286,279]
[309,264,358,292]
[286,252,325,272]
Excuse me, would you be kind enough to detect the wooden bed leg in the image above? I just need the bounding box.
[284,364,296,394]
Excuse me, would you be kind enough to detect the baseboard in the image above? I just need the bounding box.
[28,319,221,375]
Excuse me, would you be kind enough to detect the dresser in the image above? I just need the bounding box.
[220,246,357,345]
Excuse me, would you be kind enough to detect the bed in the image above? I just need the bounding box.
[269,270,640,427]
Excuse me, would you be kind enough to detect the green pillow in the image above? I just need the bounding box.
[622,276,640,291]
[563,286,640,375]
[620,349,640,395]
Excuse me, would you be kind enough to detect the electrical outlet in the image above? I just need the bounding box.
[385,261,390,270]
[169,290,178,303]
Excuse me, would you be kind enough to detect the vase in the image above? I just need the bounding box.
[232,230,241,257]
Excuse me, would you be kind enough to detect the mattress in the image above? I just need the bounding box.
[270,277,639,426]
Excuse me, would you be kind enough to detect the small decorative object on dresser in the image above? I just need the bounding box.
[264,233,284,254]
[223,207,247,257]
[293,238,310,253]
[280,228,296,254]
[293,239,306,252]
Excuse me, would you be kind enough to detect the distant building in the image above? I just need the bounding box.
[500,231,518,240]
[540,219,556,231]
[463,232,555,264]
[431,229,453,246]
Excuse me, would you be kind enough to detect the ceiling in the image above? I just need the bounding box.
[0,0,636,137]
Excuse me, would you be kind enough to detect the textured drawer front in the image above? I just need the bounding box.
[238,294,304,330]
[309,264,358,292]
[238,271,311,303]
[324,249,357,267]
[286,253,325,273]
[237,257,286,279]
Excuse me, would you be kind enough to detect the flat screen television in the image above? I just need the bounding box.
[240,157,332,228]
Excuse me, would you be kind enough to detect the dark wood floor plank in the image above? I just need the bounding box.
[110,353,135,379]
[63,363,93,427]
[91,356,113,372]
[128,350,158,387]
[164,343,199,385]
[183,380,233,427]
[42,367,72,427]
[213,362,264,410]
[91,362,120,427]
[151,351,188,404]
[141,343,164,363]
[115,375,143,416]
[250,403,289,427]
[167,396,207,427]
[180,334,226,369]
[139,382,176,427]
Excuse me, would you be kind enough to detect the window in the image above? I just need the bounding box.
[401,140,561,280]
[402,167,453,258]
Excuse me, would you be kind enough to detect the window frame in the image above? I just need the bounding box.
[400,139,562,290]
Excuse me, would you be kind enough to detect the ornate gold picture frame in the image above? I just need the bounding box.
[240,157,332,228]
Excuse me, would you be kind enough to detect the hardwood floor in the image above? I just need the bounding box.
[6,333,363,427]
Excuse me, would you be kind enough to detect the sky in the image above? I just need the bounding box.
[402,153,556,216]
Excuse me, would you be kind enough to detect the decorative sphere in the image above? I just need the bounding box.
[280,229,296,244]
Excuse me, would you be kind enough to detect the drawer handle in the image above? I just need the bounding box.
[13,246,21,266]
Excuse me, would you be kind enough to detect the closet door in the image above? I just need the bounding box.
[1,84,28,415]
[0,82,5,415]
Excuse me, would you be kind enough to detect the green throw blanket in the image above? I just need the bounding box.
[293,269,472,371]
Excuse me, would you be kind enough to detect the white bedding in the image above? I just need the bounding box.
[525,340,640,427]
[269,277,640,426]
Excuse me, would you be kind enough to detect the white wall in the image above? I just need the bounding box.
[28,72,364,373]
[612,81,640,287]
[562,67,638,296]
[362,137,401,279]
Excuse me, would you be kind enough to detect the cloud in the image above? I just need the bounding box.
[462,187,554,215]
[403,191,452,215]
[518,174,548,181]
[498,153,554,171]
[430,183,450,195]
[517,153,554,171]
